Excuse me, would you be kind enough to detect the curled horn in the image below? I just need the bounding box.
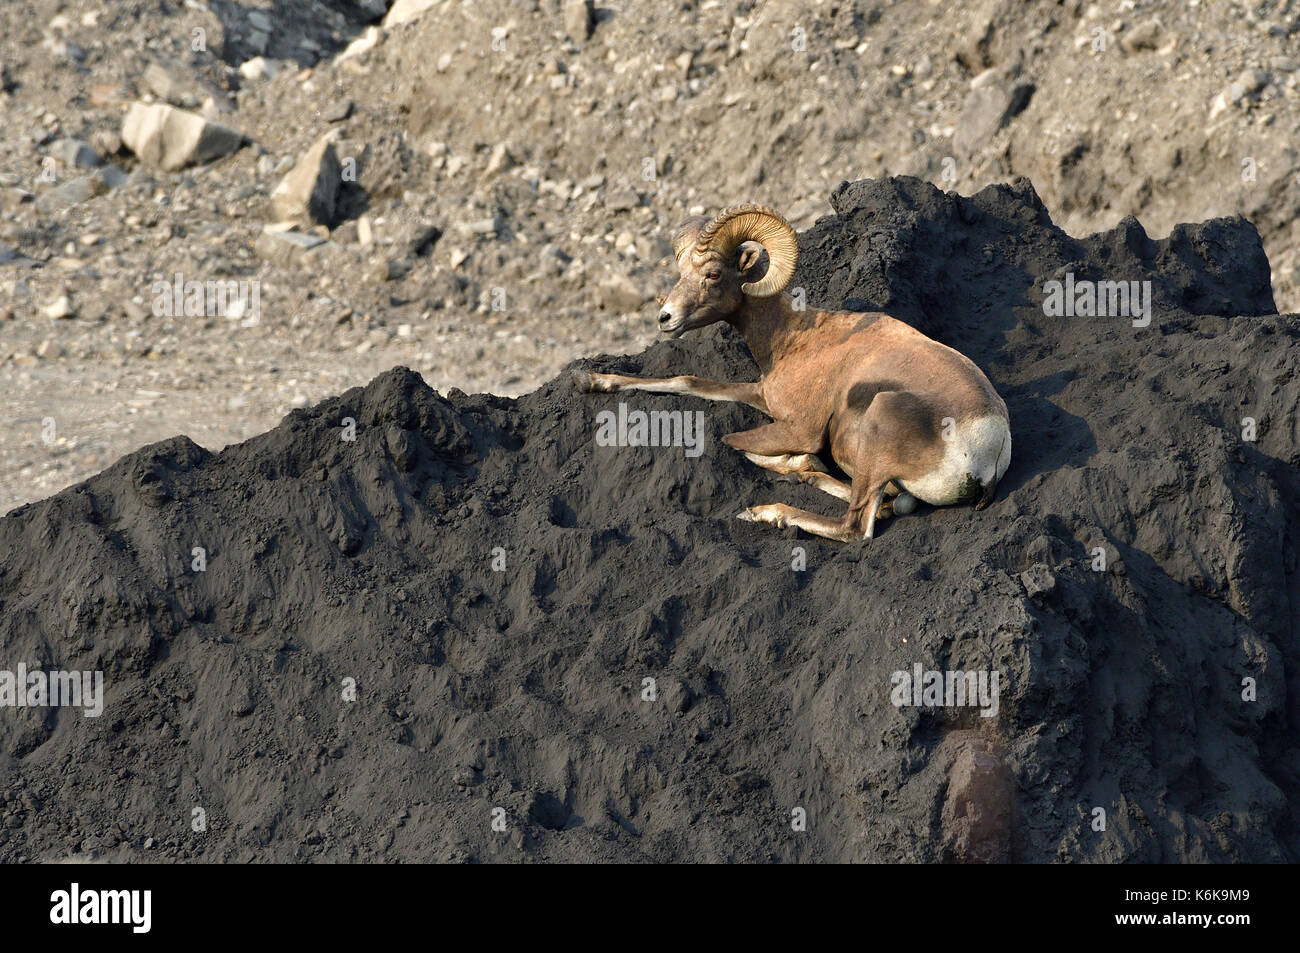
[695,204,798,297]
[671,215,709,260]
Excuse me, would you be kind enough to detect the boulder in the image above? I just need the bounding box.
[121,102,243,171]
[269,133,343,226]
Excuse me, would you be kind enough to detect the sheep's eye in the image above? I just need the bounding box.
[705,272,720,281]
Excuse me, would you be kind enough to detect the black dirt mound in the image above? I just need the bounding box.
[2,177,1298,862]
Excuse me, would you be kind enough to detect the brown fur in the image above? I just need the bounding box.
[580,222,1010,541]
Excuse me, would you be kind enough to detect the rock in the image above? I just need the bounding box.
[1234,69,1271,97]
[322,99,353,123]
[479,143,516,182]
[254,228,329,267]
[49,138,101,169]
[34,165,126,213]
[400,223,442,256]
[121,102,243,171]
[1211,69,1272,118]
[42,36,87,63]
[0,239,32,268]
[373,257,412,281]
[463,217,499,237]
[91,129,122,158]
[383,0,439,28]
[955,13,995,73]
[1019,563,1056,599]
[665,678,693,714]
[1120,20,1163,55]
[247,10,272,33]
[727,770,767,795]
[35,178,95,212]
[144,63,178,100]
[597,273,647,312]
[238,57,279,82]
[953,73,1035,152]
[231,689,255,717]
[563,0,593,41]
[270,133,343,226]
[141,62,210,105]
[97,164,128,189]
[607,188,640,212]
[338,26,381,62]
[42,295,74,319]
[0,189,33,214]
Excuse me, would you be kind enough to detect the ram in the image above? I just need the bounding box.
[577,204,1012,543]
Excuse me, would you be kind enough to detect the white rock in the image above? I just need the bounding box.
[564,0,593,41]
[383,0,439,28]
[239,57,279,82]
[42,295,74,319]
[338,26,380,62]
[121,102,243,171]
[270,132,342,225]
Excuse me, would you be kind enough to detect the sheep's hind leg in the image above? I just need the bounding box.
[575,371,767,412]
[737,503,859,543]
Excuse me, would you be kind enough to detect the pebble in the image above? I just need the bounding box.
[42,295,74,319]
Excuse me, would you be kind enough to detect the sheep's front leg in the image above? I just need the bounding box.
[737,504,858,542]
[575,371,768,412]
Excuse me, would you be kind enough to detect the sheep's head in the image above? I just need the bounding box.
[657,204,799,338]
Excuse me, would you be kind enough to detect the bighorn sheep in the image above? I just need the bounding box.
[577,204,1011,542]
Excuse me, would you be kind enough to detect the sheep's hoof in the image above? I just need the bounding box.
[574,370,618,393]
[741,504,788,528]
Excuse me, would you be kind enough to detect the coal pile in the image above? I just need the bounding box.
[1,176,1297,862]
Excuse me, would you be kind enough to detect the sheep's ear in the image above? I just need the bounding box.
[736,241,768,283]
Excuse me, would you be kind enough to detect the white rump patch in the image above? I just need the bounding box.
[901,416,1010,506]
